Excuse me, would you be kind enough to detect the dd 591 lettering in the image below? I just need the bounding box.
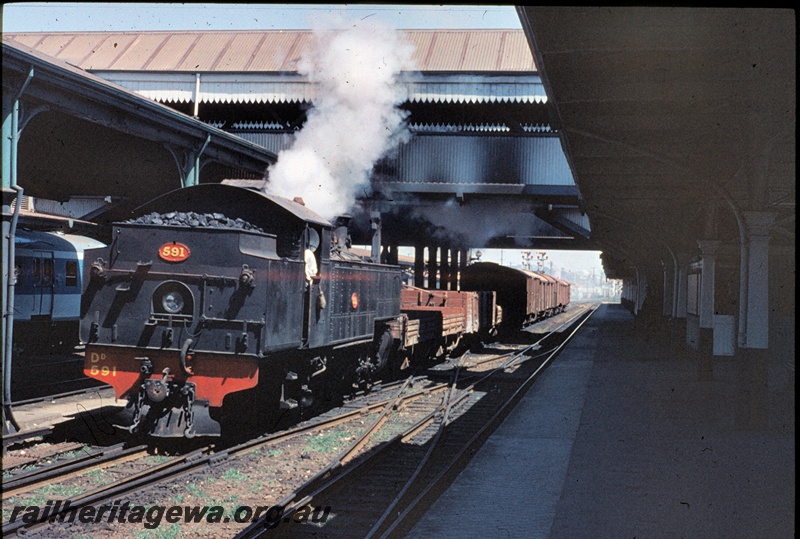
[89,352,116,377]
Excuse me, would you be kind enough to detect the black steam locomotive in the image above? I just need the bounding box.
[80,184,449,437]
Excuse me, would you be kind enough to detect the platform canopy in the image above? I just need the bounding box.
[517,7,795,278]
[3,40,277,215]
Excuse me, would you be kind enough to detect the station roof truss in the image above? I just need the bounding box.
[517,7,795,278]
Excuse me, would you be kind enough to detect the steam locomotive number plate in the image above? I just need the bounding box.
[159,242,191,262]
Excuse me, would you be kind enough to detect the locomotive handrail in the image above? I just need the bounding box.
[198,315,266,327]
[146,312,193,325]
[102,269,239,283]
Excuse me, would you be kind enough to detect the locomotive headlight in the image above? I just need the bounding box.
[162,291,185,314]
[153,281,194,319]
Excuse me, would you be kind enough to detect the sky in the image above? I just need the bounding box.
[466,248,605,279]
[1,3,523,32]
[1,3,608,279]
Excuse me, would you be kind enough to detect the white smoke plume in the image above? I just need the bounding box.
[265,19,416,220]
[403,198,566,248]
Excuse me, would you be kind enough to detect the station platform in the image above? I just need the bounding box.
[408,303,795,538]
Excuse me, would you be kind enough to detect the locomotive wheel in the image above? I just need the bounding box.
[354,358,375,393]
[374,329,394,370]
[299,385,314,408]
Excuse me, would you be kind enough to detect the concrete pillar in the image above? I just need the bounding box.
[662,262,675,317]
[696,240,720,329]
[428,245,439,290]
[695,240,720,378]
[383,244,398,265]
[635,270,647,315]
[669,253,689,353]
[449,248,460,290]
[445,249,450,287]
[414,245,425,288]
[676,255,689,319]
[742,212,776,350]
[459,249,468,290]
[736,211,776,431]
[441,248,450,290]
[370,212,381,261]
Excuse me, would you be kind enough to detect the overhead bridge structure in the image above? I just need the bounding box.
[2,29,589,255]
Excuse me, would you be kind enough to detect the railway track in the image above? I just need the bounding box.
[1,375,449,536]
[235,303,598,538]
[3,304,597,537]
[2,443,150,500]
[1,426,55,452]
[2,385,120,461]
[9,351,106,404]
[9,383,112,409]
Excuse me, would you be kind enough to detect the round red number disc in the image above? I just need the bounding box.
[159,242,191,262]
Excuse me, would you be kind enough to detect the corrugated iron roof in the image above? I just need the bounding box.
[3,30,542,105]
[3,29,535,72]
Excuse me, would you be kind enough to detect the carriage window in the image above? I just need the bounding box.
[66,261,78,286]
[44,259,54,284]
[34,259,41,282]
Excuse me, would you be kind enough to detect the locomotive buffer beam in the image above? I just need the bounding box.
[120,368,222,437]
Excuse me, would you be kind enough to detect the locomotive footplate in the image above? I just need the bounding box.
[121,380,221,438]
